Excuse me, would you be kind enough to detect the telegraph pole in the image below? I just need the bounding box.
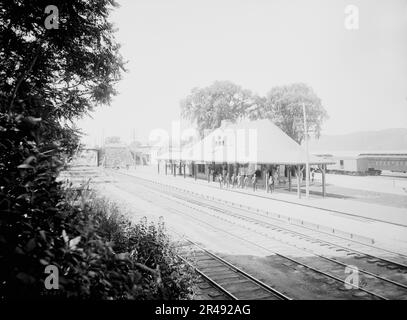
[302,102,310,198]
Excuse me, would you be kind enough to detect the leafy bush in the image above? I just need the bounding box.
[57,197,197,300]
[0,111,68,298]
[0,113,196,299]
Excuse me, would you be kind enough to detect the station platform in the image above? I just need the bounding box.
[112,166,407,255]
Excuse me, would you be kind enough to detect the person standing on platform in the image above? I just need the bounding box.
[231,173,236,188]
[311,170,315,183]
[218,173,223,188]
[273,171,279,189]
[251,173,257,192]
[268,174,274,193]
[226,172,230,188]
[237,173,242,188]
[243,175,249,189]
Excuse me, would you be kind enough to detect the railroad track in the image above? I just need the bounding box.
[117,171,407,265]
[174,237,290,300]
[122,182,383,299]
[162,186,407,271]
[117,171,407,253]
[126,170,407,228]
[109,171,407,299]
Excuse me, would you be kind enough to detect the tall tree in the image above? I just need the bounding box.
[181,81,259,137]
[249,83,328,144]
[0,0,124,298]
[0,0,125,153]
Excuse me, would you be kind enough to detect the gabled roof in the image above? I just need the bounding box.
[158,119,333,165]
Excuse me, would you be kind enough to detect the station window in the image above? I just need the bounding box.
[215,136,226,146]
[339,160,344,167]
[197,164,205,173]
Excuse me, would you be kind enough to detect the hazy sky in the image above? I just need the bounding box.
[77,0,407,146]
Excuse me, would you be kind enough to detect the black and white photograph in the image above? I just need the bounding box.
[1,0,407,312]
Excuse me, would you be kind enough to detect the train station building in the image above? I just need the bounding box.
[156,119,334,197]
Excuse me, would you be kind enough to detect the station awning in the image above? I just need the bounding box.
[157,119,334,166]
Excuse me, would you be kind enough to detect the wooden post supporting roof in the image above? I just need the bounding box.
[194,163,197,180]
[322,164,326,197]
[288,166,292,192]
[297,165,301,199]
[265,170,269,194]
[317,164,326,198]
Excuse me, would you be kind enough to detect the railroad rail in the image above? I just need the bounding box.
[174,236,291,300]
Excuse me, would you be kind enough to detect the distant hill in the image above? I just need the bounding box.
[308,128,407,152]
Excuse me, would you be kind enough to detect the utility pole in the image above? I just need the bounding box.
[302,102,310,198]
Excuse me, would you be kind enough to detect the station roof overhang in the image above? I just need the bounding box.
[156,119,335,166]
[157,149,335,166]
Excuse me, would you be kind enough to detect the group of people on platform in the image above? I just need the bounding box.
[216,171,277,193]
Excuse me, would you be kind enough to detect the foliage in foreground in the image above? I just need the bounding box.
[76,198,197,300]
[0,110,195,299]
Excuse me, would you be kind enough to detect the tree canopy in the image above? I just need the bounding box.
[253,83,329,144]
[181,81,328,144]
[0,0,199,301]
[180,81,260,138]
[0,0,130,299]
[1,0,125,153]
